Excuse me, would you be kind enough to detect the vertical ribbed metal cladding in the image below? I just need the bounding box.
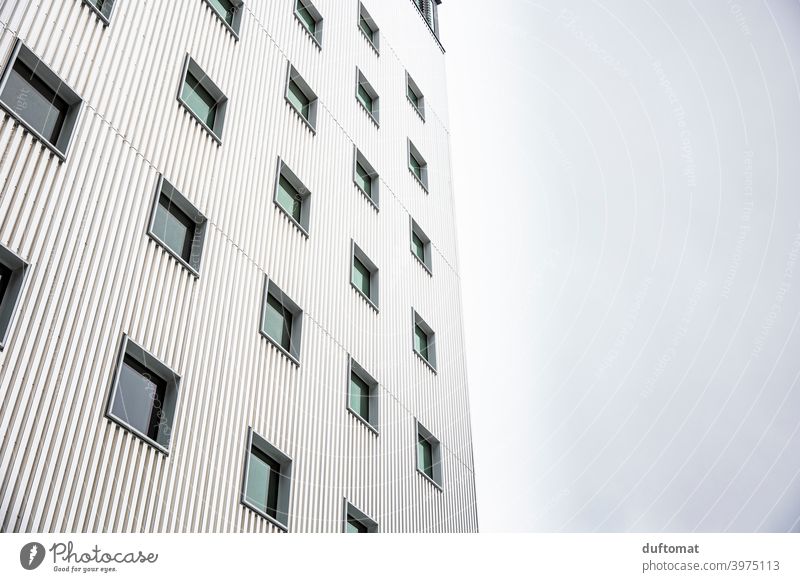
[0,0,477,532]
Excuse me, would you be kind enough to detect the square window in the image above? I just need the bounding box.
[416,420,443,489]
[0,40,82,160]
[202,0,244,38]
[351,241,379,310]
[353,147,379,208]
[410,218,433,274]
[347,358,379,432]
[412,309,437,372]
[260,276,303,364]
[241,428,293,530]
[0,244,29,351]
[358,2,380,53]
[147,176,207,276]
[343,499,378,533]
[356,69,379,125]
[407,139,428,191]
[285,64,318,133]
[177,55,228,143]
[105,335,181,454]
[295,0,324,47]
[406,72,425,121]
[82,0,115,25]
[273,159,311,236]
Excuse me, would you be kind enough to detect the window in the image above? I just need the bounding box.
[406,72,425,121]
[416,420,443,489]
[353,147,379,208]
[82,0,116,24]
[409,218,432,273]
[177,55,228,143]
[273,159,311,235]
[202,0,244,37]
[147,176,207,276]
[347,358,379,432]
[343,499,378,533]
[356,69,379,125]
[0,40,82,160]
[407,139,429,191]
[412,309,437,372]
[351,241,379,310]
[295,0,323,47]
[241,428,292,530]
[0,245,28,351]
[285,64,318,132]
[358,2,379,53]
[412,0,440,38]
[105,335,180,454]
[260,276,303,364]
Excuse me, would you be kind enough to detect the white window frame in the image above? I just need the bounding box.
[407,138,429,192]
[0,244,29,351]
[82,0,116,25]
[241,427,293,531]
[406,71,425,121]
[201,0,245,39]
[346,357,379,434]
[104,334,182,455]
[273,157,312,236]
[260,275,304,365]
[177,54,228,144]
[294,0,324,48]
[0,39,83,161]
[358,2,380,54]
[350,241,379,311]
[409,217,433,274]
[146,175,208,277]
[342,498,379,532]
[355,68,379,126]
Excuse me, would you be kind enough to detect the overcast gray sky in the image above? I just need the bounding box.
[442,0,800,532]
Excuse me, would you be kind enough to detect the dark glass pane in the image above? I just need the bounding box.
[153,194,195,262]
[264,293,292,351]
[411,232,425,261]
[0,264,11,307]
[287,79,310,119]
[352,257,371,297]
[407,85,419,108]
[246,447,282,519]
[349,372,370,420]
[346,516,368,533]
[181,71,217,128]
[0,59,68,144]
[417,434,433,477]
[414,324,428,360]
[207,0,236,25]
[409,154,422,179]
[276,176,303,222]
[357,84,373,113]
[359,14,374,41]
[111,355,168,443]
[296,2,317,34]
[355,162,372,196]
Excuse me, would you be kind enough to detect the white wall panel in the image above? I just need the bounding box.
[0,0,476,533]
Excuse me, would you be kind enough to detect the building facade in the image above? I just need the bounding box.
[0,0,477,533]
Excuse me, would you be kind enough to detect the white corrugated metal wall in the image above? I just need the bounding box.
[0,0,477,532]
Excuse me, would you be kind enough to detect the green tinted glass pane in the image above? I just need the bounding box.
[207,0,236,25]
[264,293,292,351]
[414,324,428,360]
[357,84,373,113]
[359,14,374,41]
[407,84,419,108]
[296,2,316,34]
[277,176,303,222]
[355,162,372,196]
[411,232,425,261]
[246,449,281,519]
[409,154,422,179]
[346,517,368,533]
[287,79,310,119]
[349,372,370,419]
[153,195,194,262]
[417,435,433,478]
[181,72,217,128]
[352,257,371,297]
